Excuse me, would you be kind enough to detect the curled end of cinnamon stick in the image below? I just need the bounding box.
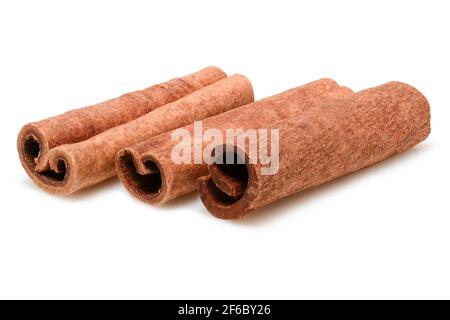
[197,145,257,219]
[17,124,79,194]
[116,148,169,204]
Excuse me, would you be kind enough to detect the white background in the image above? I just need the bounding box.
[1,0,449,299]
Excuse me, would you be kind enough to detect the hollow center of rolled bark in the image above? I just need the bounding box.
[207,150,249,205]
[23,135,41,166]
[23,135,66,182]
[119,152,162,195]
[214,163,248,183]
[49,159,67,181]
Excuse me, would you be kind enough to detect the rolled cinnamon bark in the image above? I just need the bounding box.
[18,66,231,194]
[198,82,431,219]
[116,79,353,204]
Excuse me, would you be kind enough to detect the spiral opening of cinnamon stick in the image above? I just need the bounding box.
[23,135,41,169]
[116,149,165,202]
[208,150,248,200]
[197,146,258,219]
[18,125,70,186]
[23,135,67,182]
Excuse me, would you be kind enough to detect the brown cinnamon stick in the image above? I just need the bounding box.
[116,79,353,204]
[197,82,431,219]
[17,66,236,194]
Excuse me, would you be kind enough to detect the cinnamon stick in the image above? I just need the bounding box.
[197,82,431,219]
[116,79,352,204]
[17,66,238,194]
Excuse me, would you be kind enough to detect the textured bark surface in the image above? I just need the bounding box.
[198,82,431,219]
[116,79,352,204]
[17,66,228,194]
